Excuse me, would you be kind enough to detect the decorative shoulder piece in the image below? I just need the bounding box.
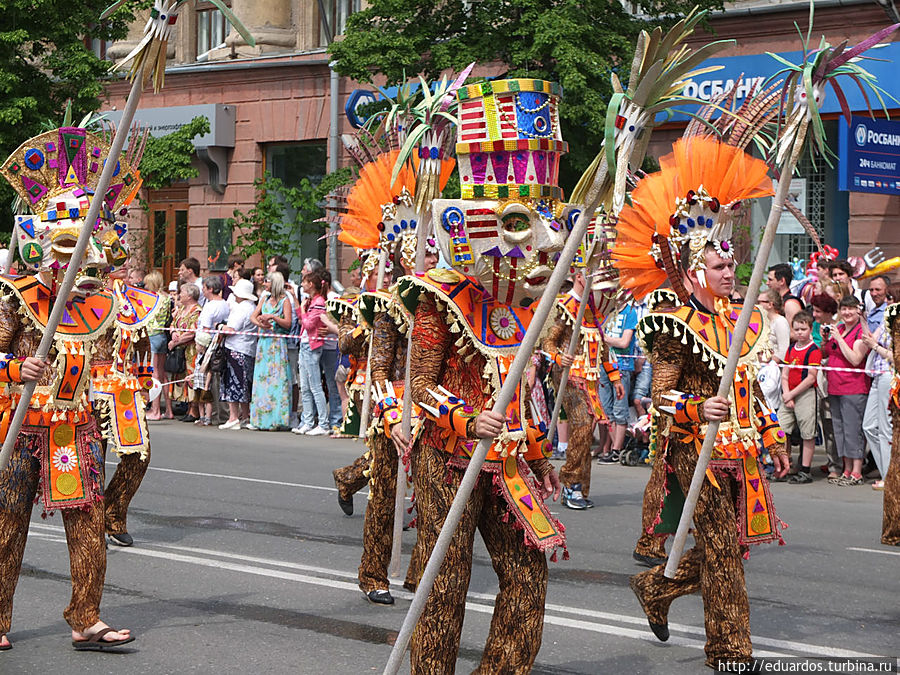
[659,390,705,425]
[418,385,477,438]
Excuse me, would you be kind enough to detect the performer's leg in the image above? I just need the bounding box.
[634,455,668,561]
[62,500,107,632]
[671,449,751,665]
[558,388,594,497]
[882,408,900,545]
[0,439,40,637]
[409,444,482,675]
[105,448,150,536]
[474,492,548,675]
[333,453,370,501]
[358,434,396,594]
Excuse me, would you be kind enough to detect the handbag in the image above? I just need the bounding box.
[165,346,186,374]
[209,342,228,374]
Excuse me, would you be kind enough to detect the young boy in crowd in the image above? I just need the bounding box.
[780,311,822,484]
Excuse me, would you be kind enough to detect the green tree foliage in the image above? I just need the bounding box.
[0,0,145,228]
[139,116,211,190]
[330,0,724,188]
[230,167,355,264]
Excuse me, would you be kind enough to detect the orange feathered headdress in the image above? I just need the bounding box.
[339,149,454,275]
[612,137,773,301]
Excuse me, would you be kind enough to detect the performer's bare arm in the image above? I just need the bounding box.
[0,296,48,382]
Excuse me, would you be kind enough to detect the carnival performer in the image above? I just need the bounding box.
[543,239,623,510]
[631,288,680,566]
[400,78,570,673]
[332,148,446,604]
[882,303,900,546]
[330,256,375,516]
[0,125,145,651]
[613,137,789,668]
[98,271,161,549]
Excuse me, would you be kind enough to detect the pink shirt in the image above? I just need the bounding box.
[299,295,326,350]
[823,322,870,395]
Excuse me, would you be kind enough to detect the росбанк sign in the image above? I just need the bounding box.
[839,116,900,195]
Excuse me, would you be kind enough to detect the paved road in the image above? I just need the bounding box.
[4,421,898,674]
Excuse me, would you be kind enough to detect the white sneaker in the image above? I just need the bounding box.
[243,422,257,430]
[305,426,329,437]
[291,424,312,435]
[218,419,242,430]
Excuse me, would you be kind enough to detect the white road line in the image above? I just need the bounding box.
[25,525,883,660]
[847,546,900,557]
[105,462,338,492]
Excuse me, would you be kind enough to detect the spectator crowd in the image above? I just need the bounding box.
[137,254,347,439]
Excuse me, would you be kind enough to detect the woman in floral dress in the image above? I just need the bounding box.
[249,271,293,430]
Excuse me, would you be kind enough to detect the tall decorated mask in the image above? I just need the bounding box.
[0,126,143,274]
[431,79,572,306]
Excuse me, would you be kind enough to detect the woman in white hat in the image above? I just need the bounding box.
[218,278,258,429]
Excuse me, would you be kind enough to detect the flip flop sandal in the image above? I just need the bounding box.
[72,627,135,651]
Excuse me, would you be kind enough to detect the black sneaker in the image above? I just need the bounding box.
[180,414,199,423]
[365,589,394,605]
[108,532,134,547]
[597,450,620,464]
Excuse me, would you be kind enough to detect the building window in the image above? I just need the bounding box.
[197,5,230,58]
[320,0,361,45]
[265,143,329,264]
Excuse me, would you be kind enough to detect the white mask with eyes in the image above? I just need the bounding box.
[433,198,569,306]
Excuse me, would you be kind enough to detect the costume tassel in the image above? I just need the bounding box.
[550,550,558,563]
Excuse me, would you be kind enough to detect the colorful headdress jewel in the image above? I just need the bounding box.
[612,137,773,301]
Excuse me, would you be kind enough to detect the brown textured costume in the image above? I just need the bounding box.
[333,305,371,500]
[543,319,596,496]
[542,307,613,498]
[882,304,900,545]
[0,292,109,635]
[408,292,553,674]
[634,454,668,560]
[358,307,422,594]
[630,304,784,667]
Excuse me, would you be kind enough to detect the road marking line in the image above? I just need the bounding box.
[105,462,339,492]
[25,525,882,659]
[848,546,900,557]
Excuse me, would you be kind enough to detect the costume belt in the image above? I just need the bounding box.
[569,375,607,422]
[0,392,102,510]
[91,362,150,459]
[443,434,565,552]
[665,425,780,545]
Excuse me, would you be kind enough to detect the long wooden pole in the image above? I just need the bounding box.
[663,166,793,579]
[357,248,389,438]
[0,75,144,472]
[547,270,590,444]
[382,210,590,675]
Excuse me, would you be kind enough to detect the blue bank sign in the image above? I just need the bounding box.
[664,42,900,123]
[838,116,900,194]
